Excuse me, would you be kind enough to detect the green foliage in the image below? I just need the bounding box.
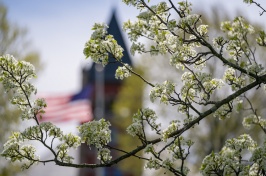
[243,0,253,4]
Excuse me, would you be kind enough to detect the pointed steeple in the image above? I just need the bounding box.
[87,9,132,84]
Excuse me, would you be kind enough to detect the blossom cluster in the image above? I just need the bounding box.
[223,67,246,91]
[0,55,37,112]
[161,120,180,142]
[144,158,161,170]
[84,23,124,66]
[243,114,266,130]
[149,81,175,104]
[256,31,266,46]
[178,1,192,16]
[0,55,85,168]
[181,71,224,102]
[143,135,192,174]
[213,103,232,120]
[78,119,111,148]
[97,148,112,163]
[1,132,39,170]
[122,0,203,65]
[220,17,265,79]
[221,17,255,40]
[127,108,160,138]
[56,131,82,163]
[115,64,132,80]
[201,134,260,175]
[78,119,112,162]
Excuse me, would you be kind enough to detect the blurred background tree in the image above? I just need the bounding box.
[112,67,144,176]
[0,3,41,176]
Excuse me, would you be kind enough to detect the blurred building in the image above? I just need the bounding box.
[79,10,133,176]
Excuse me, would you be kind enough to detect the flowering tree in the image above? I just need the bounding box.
[1,0,266,175]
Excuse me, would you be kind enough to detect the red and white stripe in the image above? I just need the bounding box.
[38,94,93,123]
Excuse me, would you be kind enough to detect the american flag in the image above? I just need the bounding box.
[38,85,93,123]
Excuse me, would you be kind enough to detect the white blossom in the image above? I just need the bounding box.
[97,148,112,163]
[115,64,132,80]
[197,25,208,36]
[149,81,175,104]
[144,157,161,170]
[78,119,111,148]
[162,120,180,142]
[84,23,124,66]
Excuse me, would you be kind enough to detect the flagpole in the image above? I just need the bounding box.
[95,64,105,119]
[94,64,105,176]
